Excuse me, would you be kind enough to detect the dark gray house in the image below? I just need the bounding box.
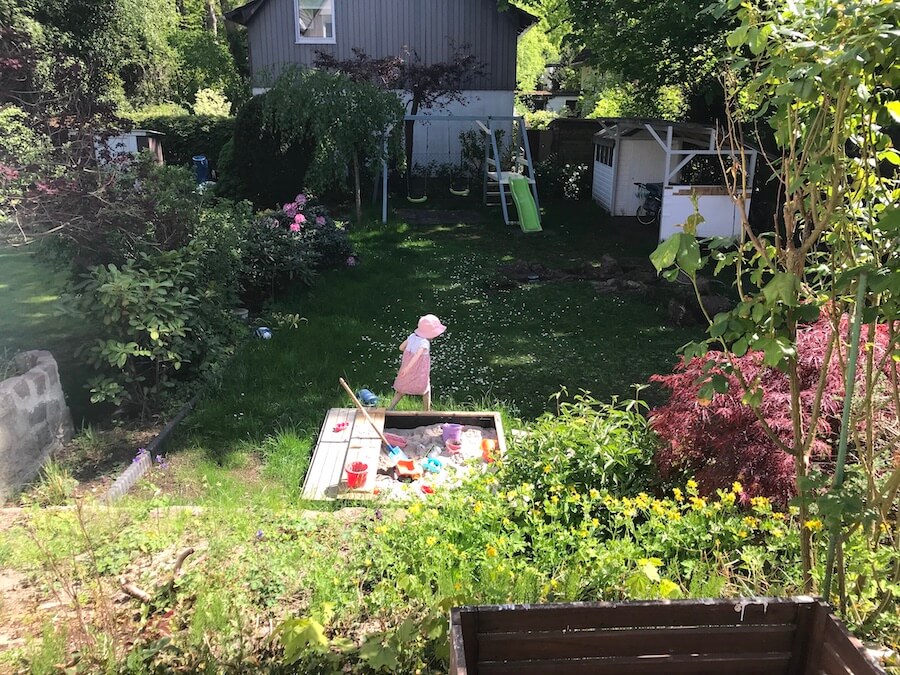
[226,0,537,118]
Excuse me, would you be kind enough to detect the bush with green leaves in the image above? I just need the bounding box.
[71,245,238,420]
[533,155,591,200]
[502,391,658,514]
[227,94,315,207]
[122,113,235,168]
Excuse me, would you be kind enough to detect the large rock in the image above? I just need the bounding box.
[0,351,73,500]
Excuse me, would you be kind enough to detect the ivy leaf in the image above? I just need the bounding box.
[761,272,800,306]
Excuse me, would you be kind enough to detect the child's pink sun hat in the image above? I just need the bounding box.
[416,314,447,339]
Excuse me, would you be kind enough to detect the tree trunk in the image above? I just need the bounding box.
[205,0,218,34]
[353,151,362,224]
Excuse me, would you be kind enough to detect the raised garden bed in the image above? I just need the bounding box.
[302,409,506,501]
[449,597,885,674]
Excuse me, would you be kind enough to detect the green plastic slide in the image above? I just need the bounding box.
[508,176,542,233]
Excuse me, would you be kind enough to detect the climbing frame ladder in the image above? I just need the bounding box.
[478,117,541,227]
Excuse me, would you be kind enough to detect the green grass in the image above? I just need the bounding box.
[181,201,696,476]
[0,247,95,424]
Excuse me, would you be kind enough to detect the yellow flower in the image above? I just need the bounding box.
[686,479,698,493]
[577,529,589,538]
[589,488,600,500]
[570,491,581,502]
[543,464,553,474]
[750,496,770,510]
[550,495,559,504]
[721,492,736,507]
[591,518,599,527]
[672,487,684,502]
[409,503,422,516]
[732,481,743,494]
[690,496,706,510]
[473,501,484,514]
[772,512,785,520]
[742,516,759,529]
[738,530,748,538]
[550,579,559,588]
[486,545,497,557]
[771,528,784,538]
[374,526,387,535]
[804,519,823,532]
[426,536,437,547]
[454,582,462,591]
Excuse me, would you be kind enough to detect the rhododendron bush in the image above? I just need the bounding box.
[650,313,893,505]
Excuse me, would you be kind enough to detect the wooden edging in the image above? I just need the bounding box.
[102,394,199,503]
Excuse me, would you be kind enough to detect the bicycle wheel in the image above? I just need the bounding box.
[636,202,657,225]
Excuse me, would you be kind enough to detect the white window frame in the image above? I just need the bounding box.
[294,0,336,44]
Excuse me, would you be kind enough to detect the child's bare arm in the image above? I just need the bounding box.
[399,339,408,351]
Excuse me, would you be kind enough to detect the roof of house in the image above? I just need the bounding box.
[224,0,539,32]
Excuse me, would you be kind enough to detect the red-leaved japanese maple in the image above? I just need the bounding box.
[650,313,890,505]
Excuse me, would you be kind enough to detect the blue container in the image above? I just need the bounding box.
[192,155,210,183]
[357,389,378,407]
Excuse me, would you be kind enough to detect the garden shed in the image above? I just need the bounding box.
[591,118,758,241]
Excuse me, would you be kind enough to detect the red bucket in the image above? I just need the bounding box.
[345,461,368,489]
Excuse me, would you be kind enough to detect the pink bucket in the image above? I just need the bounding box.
[442,423,463,444]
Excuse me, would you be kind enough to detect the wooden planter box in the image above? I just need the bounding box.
[302,409,506,500]
[450,598,885,674]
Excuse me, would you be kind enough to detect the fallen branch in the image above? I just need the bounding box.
[120,578,152,604]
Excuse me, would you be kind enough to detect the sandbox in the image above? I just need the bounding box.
[301,410,506,501]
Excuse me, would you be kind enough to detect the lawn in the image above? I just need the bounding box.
[0,246,95,425]
[183,201,696,456]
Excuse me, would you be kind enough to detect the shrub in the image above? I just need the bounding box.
[502,391,658,518]
[238,193,351,307]
[125,114,235,168]
[649,314,892,504]
[230,94,315,208]
[534,155,590,200]
[70,242,244,420]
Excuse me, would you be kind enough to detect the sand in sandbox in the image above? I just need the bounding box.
[374,423,499,499]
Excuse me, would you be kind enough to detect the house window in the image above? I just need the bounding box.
[296,0,335,43]
[595,144,614,166]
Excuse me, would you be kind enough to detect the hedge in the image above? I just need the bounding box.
[131,115,235,168]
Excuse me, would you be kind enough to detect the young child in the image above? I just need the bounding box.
[389,314,446,411]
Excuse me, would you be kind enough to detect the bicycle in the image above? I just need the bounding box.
[635,182,663,225]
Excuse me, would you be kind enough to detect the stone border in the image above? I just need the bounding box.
[103,395,198,503]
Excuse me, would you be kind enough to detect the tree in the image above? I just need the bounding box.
[574,0,728,117]
[263,68,405,223]
[649,0,899,610]
[315,46,485,180]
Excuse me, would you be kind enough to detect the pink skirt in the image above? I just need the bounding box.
[393,350,431,395]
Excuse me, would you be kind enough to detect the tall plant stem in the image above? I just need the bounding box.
[822,272,868,598]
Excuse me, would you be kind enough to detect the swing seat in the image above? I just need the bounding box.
[406,194,428,204]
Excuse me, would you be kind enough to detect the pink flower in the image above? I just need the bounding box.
[294,213,306,224]
[289,223,301,233]
[295,193,307,205]
[315,215,326,226]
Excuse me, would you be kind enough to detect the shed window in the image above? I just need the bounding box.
[296,0,335,43]
[595,144,614,166]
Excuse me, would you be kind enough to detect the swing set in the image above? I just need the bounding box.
[376,114,542,233]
